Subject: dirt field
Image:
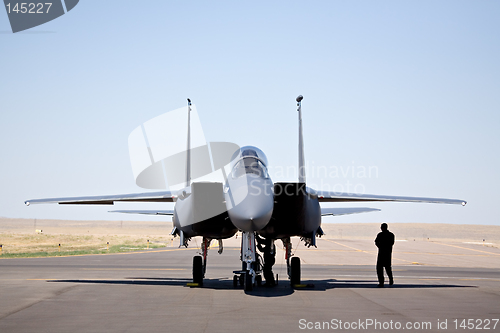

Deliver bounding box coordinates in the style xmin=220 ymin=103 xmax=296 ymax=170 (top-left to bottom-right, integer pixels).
xmin=0 ymin=218 xmax=175 ymax=256
xmin=0 ymin=217 xmax=499 ymax=256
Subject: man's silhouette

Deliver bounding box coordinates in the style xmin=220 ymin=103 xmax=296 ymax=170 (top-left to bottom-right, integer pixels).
xmin=256 ymin=235 xmax=276 ymax=287
xmin=374 ymin=223 xmax=395 ymax=287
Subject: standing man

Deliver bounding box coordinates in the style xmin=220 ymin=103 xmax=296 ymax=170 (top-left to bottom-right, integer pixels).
xmin=375 ymin=223 xmax=395 ymax=287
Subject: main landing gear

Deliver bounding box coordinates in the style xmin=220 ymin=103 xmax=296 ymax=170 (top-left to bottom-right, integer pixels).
xmin=233 ymin=231 xmax=263 ymax=291
xmin=283 ymin=237 xmax=301 ymax=287
xmin=192 ymin=237 xmax=212 ymax=286
xmin=192 ymin=255 xmax=204 ymax=285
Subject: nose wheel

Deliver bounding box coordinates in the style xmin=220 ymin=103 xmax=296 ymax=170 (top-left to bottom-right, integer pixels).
xmin=232 ymin=270 xmax=262 ymax=291
xmin=232 ymin=271 xmax=252 ymax=291
xmin=244 ymin=271 xmax=252 ymax=291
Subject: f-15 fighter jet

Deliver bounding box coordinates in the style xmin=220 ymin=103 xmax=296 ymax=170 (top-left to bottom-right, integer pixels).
xmin=25 ymin=96 xmax=466 ymax=291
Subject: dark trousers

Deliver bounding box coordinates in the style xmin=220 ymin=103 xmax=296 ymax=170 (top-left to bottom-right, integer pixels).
xmin=263 ymin=255 xmax=275 ymax=285
xmin=376 ymin=257 xmax=393 ymax=285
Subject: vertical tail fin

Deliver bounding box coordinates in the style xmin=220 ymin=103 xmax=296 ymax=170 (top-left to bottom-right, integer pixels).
xmin=296 ymin=95 xmax=306 ymax=184
xmin=186 ymin=98 xmax=192 ymax=187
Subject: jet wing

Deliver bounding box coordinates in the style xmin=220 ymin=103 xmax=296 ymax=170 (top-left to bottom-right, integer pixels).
xmin=109 ymin=210 xmax=174 ymax=215
xmin=316 ymin=191 xmax=466 ymax=206
xmin=25 ymin=191 xmax=176 ymax=206
xmin=321 ymin=207 xmax=381 ymax=216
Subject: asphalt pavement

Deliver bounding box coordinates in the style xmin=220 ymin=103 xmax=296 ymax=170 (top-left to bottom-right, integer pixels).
xmin=1 ymin=238 xmax=499 ymax=333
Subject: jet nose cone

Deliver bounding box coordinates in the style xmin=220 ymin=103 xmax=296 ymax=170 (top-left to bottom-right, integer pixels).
xmin=229 ymin=203 xmax=273 ymax=231
xmin=226 ymin=177 xmax=274 ymax=232
xmin=229 ymin=207 xmax=272 ymax=231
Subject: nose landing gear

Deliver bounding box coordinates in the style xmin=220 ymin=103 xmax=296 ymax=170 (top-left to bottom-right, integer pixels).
xmin=232 ymin=231 xmax=263 ymax=291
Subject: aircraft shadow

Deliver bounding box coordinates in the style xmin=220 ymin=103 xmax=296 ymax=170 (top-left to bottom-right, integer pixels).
xmin=50 ymin=278 xmax=190 ymax=287
xmin=49 ymin=277 xmax=474 ymax=298
xmin=49 ymin=277 xmax=294 ymax=297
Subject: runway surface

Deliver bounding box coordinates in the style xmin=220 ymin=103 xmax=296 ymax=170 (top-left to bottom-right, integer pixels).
xmin=1 ymin=238 xmax=499 ymax=333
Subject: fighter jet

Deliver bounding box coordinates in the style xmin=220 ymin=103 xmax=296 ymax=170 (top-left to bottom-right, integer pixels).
xmin=25 ymin=96 xmax=466 ymax=291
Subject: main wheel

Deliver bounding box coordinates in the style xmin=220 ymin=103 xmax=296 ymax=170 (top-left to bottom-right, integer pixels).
xmin=244 ymin=272 xmax=253 ymax=292
xmin=290 ymin=257 xmax=301 ymax=286
xmin=193 ymin=256 xmax=203 ymax=286
xmin=233 ymin=275 xmax=238 ymax=288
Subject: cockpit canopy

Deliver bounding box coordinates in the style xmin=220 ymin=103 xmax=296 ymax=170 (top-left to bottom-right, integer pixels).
xmin=230 ymin=146 xmax=269 ymax=179
xmin=232 ymin=158 xmax=268 ymax=178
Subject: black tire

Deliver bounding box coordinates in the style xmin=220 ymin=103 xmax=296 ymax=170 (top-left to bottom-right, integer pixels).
xmin=239 ymin=274 xmax=244 ymax=286
xmin=244 ymin=272 xmax=253 ymax=291
xmin=193 ymin=256 xmax=203 ymax=286
xmin=290 ymin=257 xmax=301 ymax=286
xmin=233 ymin=275 xmax=238 ymax=288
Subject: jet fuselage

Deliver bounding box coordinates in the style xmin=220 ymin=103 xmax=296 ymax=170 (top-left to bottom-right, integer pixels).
xmin=173 ymin=146 xmax=321 ymax=242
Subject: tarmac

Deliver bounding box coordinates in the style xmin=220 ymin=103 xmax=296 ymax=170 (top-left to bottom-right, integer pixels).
xmin=1 ymin=237 xmax=499 ymax=333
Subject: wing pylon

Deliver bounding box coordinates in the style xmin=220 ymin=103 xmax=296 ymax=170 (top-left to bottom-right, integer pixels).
xmin=320 ymin=207 xmax=381 ymax=216
xmin=109 ymin=210 xmax=174 ymax=216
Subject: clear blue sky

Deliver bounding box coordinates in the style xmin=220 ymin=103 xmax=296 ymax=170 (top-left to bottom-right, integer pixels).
xmin=1 ymin=1 xmax=499 ymax=225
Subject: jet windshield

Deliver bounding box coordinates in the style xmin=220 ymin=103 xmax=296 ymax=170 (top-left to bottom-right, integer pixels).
xmin=232 ymin=157 xmax=269 ymax=178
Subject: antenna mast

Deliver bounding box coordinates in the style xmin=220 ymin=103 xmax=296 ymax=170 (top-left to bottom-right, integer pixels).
xmin=297 ymin=95 xmax=305 ymax=184
xmin=186 ymin=98 xmax=192 ymax=187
